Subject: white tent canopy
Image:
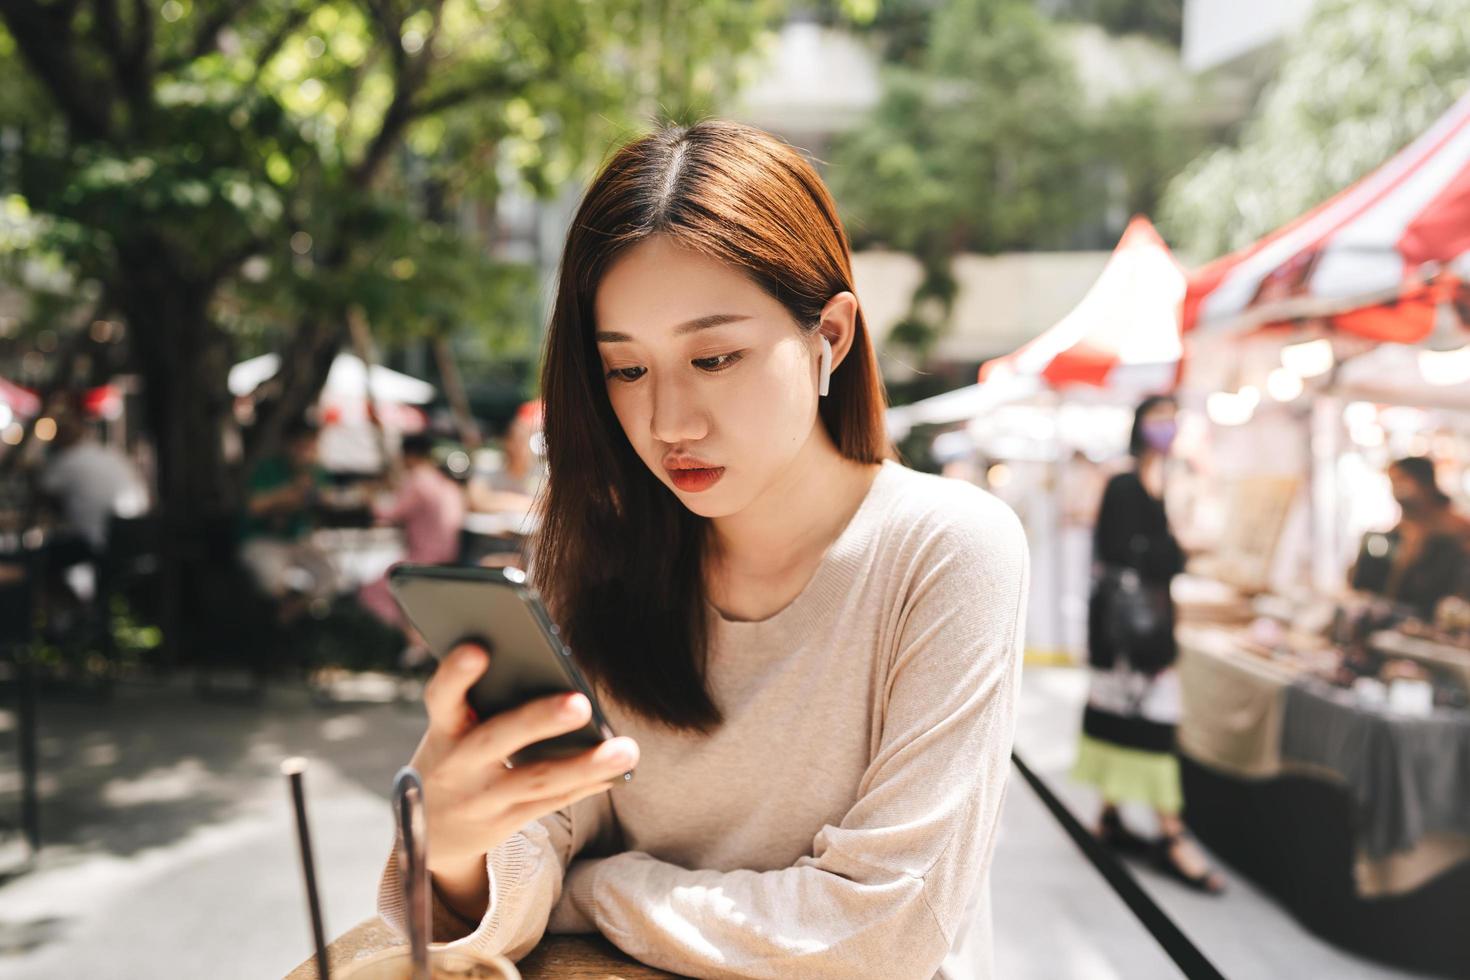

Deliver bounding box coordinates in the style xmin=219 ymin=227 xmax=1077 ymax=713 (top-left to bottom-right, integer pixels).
xmin=229 ymin=353 xmax=436 ymax=405
xmin=885 ymin=375 xmax=1041 ymax=441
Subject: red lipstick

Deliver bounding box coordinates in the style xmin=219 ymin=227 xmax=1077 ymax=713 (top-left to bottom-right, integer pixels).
xmin=664 ymin=455 xmax=725 ymax=493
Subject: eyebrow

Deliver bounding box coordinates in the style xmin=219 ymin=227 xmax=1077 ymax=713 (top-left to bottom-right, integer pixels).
xmin=595 ymin=313 xmax=753 ymax=343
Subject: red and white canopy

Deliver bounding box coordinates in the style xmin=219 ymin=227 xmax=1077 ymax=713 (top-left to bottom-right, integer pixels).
xmin=0 ymin=377 xmax=41 ymax=418
xmin=886 ymin=217 xmax=1186 ymax=438
xmin=979 ymin=215 xmax=1185 ymax=389
xmin=1184 ymin=88 xmax=1470 ymax=342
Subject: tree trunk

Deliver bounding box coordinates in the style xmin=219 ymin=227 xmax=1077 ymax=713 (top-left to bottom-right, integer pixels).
xmin=433 ymin=334 xmax=481 ymax=449
xmin=115 ymin=246 xmax=234 ymax=669
xmin=347 ymin=305 xmax=399 ymax=478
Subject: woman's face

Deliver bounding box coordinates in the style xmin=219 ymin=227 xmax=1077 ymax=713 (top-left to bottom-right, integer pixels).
xmin=1139 ymin=401 xmax=1179 ymax=455
xmin=1389 ymin=466 xmax=1430 ymax=513
xmin=594 ymin=235 xmax=823 ymax=518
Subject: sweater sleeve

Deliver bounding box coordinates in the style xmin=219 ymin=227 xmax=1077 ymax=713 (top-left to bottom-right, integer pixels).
xmin=376 ymin=789 xmax=615 ymax=961
xmin=556 ymin=498 xmax=1030 ymax=979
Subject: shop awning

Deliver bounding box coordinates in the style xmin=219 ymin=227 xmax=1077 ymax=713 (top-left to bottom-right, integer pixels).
xmin=1184 ymin=88 xmax=1470 ymax=342
xmin=887 ymin=217 xmax=1185 ymax=439
xmin=979 ymin=215 xmax=1185 ymax=389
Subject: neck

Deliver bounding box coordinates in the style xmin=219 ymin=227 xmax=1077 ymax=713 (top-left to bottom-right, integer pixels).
xmin=1136 ymin=452 xmax=1166 ymax=493
xmin=1401 ymin=499 xmax=1443 ymax=522
xmin=706 ymin=423 xmax=877 ymax=579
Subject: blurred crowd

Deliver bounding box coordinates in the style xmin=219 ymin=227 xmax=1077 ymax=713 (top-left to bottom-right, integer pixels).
xmin=28 ymin=398 xmax=548 ymax=668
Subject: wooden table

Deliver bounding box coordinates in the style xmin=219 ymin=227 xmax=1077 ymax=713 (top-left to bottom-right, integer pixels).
xmin=285 ymin=916 xmax=678 ymax=979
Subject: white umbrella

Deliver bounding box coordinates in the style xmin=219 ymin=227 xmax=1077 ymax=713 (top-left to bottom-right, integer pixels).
xmin=885 ymin=374 xmax=1040 ymax=441
xmin=229 ymin=353 xmax=436 ymax=405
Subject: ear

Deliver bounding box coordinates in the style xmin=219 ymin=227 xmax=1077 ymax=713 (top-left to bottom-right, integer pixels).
xmin=816 ymin=291 xmax=860 ymax=369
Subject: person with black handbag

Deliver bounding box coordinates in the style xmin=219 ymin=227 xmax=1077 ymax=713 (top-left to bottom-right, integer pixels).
xmin=1072 ymin=394 xmax=1224 ymax=894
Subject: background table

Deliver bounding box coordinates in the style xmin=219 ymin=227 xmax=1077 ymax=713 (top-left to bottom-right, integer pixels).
xmin=285 ymin=916 xmax=678 ymax=979
xmin=1369 ymin=629 xmax=1470 ymax=696
xmin=1176 ymin=625 xmax=1470 ymax=976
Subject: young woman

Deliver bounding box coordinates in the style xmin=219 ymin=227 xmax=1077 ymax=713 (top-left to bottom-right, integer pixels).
xmin=1074 ymin=395 xmax=1223 ymax=893
xmin=378 ymin=120 xmax=1029 ymax=979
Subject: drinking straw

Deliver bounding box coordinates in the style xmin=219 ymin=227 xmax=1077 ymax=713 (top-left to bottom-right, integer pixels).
xmin=393 ymin=766 xmax=432 ymax=980
xmin=283 ymin=757 xmax=331 ymax=980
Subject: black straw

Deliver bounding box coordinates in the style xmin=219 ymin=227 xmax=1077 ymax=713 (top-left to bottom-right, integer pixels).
xmin=283 ymin=757 xmax=331 ymax=980
xmin=392 ymin=766 xmax=432 ymax=980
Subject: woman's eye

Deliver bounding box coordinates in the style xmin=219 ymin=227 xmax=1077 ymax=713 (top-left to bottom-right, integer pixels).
xmin=606 ymin=366 xmax=646 ymax=383
xmin=692 ymin=352 xmax=744 ymax=372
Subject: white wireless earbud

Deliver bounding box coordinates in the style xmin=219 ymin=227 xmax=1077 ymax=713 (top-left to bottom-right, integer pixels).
xmin=818 ymin=336 xmax=833 ymax=397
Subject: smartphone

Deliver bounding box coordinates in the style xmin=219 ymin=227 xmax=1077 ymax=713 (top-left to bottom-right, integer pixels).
xmin=387 ymin=564 xmax=619 ymax=767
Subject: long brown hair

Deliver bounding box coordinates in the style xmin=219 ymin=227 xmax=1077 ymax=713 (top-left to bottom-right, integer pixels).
xmin=532 ymin=120 xmax=891 ymax=731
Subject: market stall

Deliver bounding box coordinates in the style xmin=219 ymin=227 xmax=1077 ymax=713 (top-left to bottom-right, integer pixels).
xmin=1170 ymin=88 xmax=1470 ymax=976
xmin=1175 ymin=622 xmax=1470 ymax=976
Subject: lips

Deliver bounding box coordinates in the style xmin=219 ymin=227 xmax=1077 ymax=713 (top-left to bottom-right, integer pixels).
xmin=664 ymin=461 xmax=725 ymax=493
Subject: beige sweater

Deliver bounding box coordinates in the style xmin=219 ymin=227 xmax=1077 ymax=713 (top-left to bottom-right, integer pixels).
xmin=379 ymin=460 xmax=1029 ymax=979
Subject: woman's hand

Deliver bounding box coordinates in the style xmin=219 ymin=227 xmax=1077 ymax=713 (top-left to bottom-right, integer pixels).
xmin=410 ymin=643 xmax=638 ymax=917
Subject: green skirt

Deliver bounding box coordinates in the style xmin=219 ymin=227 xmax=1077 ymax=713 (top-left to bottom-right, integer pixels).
xmin=1071 ymin=734 xmax=1182 ymax=814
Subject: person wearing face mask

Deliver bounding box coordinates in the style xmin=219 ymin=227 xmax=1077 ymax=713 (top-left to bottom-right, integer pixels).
xmin=1072 ymin=395 xmax=1225 ymax=894
xmin=374 ymin=121 xmax=1029 ymax=979
xmin=1350 ymin=455 xmax=1470 ymax=620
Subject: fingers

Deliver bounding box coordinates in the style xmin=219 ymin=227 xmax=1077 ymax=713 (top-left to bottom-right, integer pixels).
xmin=424 ymin=643 xmax=491 ymax=738
xmin=491 ymin=738 xmax=640 ymax=805
xmin=493 ymin=778 xmax=622 ymax=832
xmin=451 ymin=690 xmax=599 ymax=768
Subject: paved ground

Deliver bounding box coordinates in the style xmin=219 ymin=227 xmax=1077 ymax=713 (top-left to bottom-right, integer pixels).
xmin=0 ymin=667 xmax=1444 ymax=979
xmin=1010 ymin=666 xmax=1441 ymax=980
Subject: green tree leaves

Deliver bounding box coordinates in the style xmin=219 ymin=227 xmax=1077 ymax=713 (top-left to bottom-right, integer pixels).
xmin=1161 ymin=0 xmax=1470 ymax=260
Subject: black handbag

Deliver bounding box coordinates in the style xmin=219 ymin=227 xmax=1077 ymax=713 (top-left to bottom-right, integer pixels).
xmin=1098 ymin=565 xmax=1174 ymax=675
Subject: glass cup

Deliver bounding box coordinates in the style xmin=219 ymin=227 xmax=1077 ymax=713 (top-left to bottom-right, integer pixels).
xmin=334 ymin=946 xmax=520 ymax=979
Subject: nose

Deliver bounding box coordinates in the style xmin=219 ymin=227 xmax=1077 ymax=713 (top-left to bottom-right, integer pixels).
xmin=649 ymin=374 xmax=709 ymax=445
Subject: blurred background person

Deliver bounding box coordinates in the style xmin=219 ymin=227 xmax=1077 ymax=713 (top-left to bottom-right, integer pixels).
xmin=1350 ymin=454 xmax=1470 ymax=620
xmin=39 ymin=412 xmax=148 ymax=557
xmin=239 ymin=419 xmax=337 ymax=624
xmin=1072 ymin=394 xmax=1224 ymax=894
xmin=358 ymin=432 xmax=466 ymax=654
xmin=36 ymin=410 xmax=149 ymax=626
xmin=464 ymin=398 xmax=546 ymax=566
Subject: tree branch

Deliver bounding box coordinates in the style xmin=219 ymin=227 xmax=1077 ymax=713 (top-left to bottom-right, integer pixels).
xmin=2 ymin=0 xmax=115 ymax=141
xmin=90 ymin=0 xmax=126 ymax=64
xmin=346 ymin=0 xmax=447 ymax=189
xmin=350 ymin=89 xmax=413 ymax=189
xmin=245 ymin=6 xmax=312 ymax=88
xmin=242 ymin=311 xmax=345 ymax=470
xmin=410 ymin=63 xmax=525 ymax=118
xmin=358 ymin=0 xmax=407 ymax=75
xmin=416 ymin=0 xmax=448 ymax=85
xmin=128 ymin=0 xmax=153 ymax=71
xmin=87 ymin=0 xmax=151 ymax=120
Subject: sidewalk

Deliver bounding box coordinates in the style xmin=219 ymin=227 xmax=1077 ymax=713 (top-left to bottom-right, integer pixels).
xmin=0 ymin=676 xmax=421 ymax=979
xmin=0 ymin=669 xmax=1438 ymax=979
xmin=1012 ymin=665 xmax=1437 ymax=980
